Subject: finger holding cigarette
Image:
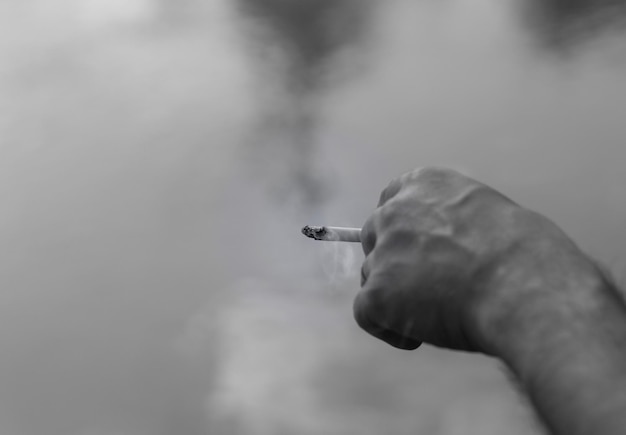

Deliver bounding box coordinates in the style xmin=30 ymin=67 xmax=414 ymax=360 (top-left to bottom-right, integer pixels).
xmin=301 ymin=225 xmax=362 ymax=243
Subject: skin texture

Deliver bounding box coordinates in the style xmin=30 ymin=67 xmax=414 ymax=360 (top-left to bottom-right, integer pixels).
xmin=355 ymin=167 xmax=626 ymax=435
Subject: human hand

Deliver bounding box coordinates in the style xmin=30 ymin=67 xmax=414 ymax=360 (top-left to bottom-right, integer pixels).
xmin=355 ymin=167 xmax=601 ymax=353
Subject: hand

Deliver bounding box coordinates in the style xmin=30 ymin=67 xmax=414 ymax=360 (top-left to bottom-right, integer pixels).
xmin=355 ymin=167 xmax=601 ymax=353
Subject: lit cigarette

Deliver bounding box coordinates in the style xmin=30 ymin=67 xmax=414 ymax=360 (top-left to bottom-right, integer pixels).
xmin=301 ymin=225 xmax=362 ymax=243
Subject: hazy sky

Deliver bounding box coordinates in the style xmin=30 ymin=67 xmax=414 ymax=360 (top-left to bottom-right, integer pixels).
xmin=1 ymin=1 xmax=626 ymax=434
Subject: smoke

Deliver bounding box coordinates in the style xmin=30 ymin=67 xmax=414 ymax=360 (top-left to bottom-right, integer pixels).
xmin=519 ymin=0 xmax=626 ymax=49
xmin=202 ymin=278 xmax=352 ymax=435
xmin=0 ymin=2 xmax=253 ymax=434
xmin=318 ymin=241 xmax=361 ymax=290
xmin=233 ymin=0 xmax=376 ymax=210
xmin=235 ymin=0 xmax=374 ymax=92
xmin=231 ymin=1 xmax=377 ymax=293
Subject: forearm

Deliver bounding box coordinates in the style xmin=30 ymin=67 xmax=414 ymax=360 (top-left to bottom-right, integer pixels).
xmin=355 ymin=167 xmax=626 ymax=432
xmin=492 ymin=272 xmax=626 ymax=435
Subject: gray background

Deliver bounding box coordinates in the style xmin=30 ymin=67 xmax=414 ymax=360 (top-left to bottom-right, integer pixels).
xmin=1 ymin=1 xmax=626 ymax=434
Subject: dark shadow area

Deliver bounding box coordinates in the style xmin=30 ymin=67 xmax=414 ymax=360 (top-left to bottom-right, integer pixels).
xmin=521 ymin=0 xmax=626 ymax=50
xmin=234 ymin=0 xmax=376 ymax=209
xmin=236 ymin=0 xmax=374 ymax=94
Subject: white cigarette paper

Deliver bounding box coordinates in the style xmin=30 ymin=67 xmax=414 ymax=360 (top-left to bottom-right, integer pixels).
xmin=301 ymin=225 xmax=362 ymax=243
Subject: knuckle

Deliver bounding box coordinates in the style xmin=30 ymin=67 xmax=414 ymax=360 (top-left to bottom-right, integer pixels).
xmin=375 ymin=199 xmax=419 ymax=238
xmin=378 ymin=178 xmax=403 ymax=207
xmin=409 ymin=166 xmax=463 ymax=186
xmin=376 ymin=201 xmax=401 ymax=228
xmin=405 ymin=166 xmax=438 ymax=180
xmin=417 ymin=166 xmax=456 ymax=178
xmin=379 ymin=225 xmax=420 ymax=251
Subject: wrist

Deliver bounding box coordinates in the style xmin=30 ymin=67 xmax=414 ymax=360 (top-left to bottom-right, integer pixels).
xmin=475 ymin=257 xmax=626 ymax=379
xmin=471 ymin=251 xmax=618 ymax=358
xmin=478 ymin=268 xmax=626 ymax=435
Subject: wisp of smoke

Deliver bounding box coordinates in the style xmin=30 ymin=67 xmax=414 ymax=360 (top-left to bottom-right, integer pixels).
xmin=232 ymin=0 xmax=376 ymax=208
xmin=318 ymin=240 xmax=361 ymax=291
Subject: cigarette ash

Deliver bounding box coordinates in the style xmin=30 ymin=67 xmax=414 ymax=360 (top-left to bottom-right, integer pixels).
xmin=301 ymin=225 xmax=327 ymax=241
xmin=301 ymin=226 xmax=360 ymax=287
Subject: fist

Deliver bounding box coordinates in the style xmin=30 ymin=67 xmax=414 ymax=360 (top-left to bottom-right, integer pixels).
xmin=355 ymin=167 xmax=594 ymax=353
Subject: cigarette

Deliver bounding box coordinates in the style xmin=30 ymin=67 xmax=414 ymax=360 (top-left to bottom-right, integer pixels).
xmin=301 ymin=225 xmax=362 ymax=243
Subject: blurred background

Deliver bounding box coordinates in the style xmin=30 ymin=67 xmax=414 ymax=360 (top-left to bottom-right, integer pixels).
xmin=1 ymin=0 xmax=626 ymax=434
